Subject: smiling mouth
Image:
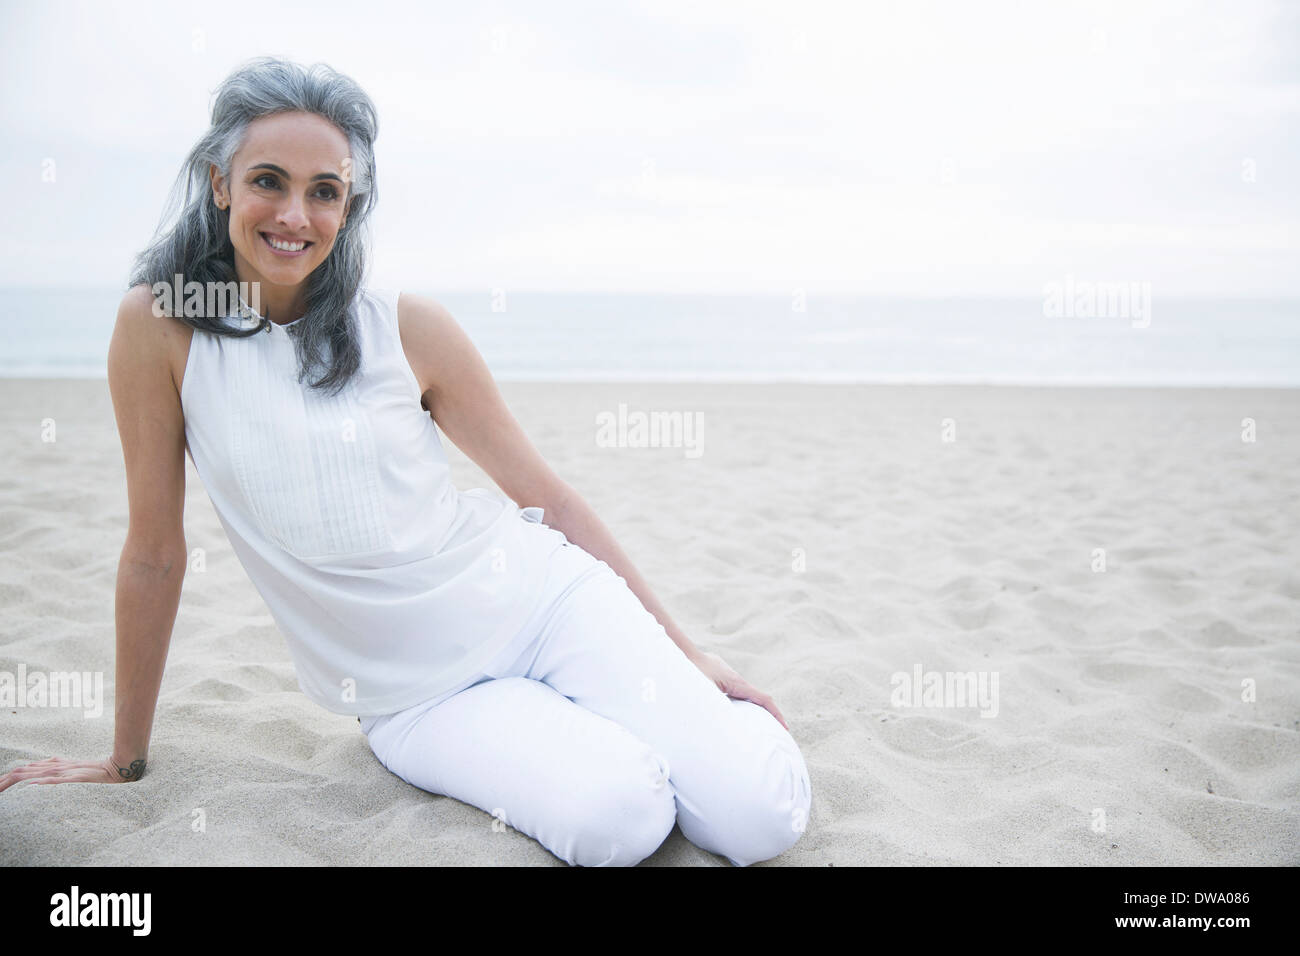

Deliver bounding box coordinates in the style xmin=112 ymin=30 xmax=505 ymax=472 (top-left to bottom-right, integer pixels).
xmin=260 ymin=231 xmax=314 ymax=253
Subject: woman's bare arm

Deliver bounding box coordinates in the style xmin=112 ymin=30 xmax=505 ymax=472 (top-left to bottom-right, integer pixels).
xmin=0 ymin=284 xmax=188 ymax=791
xmin=396 ymin=292 xmax=702 ymax=658
xmin=106 ymin=284 xmax=190 ymax=779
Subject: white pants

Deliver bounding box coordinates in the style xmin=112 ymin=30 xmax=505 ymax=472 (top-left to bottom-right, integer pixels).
xmin=359 ymin=534 xmax=812 ymax=866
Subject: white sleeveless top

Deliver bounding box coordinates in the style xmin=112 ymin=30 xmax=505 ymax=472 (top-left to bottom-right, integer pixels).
xmin=180 ymin=286 xmax=563 ymax=717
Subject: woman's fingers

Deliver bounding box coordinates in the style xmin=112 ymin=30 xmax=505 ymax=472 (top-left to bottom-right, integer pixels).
xmin=766 ymin=700 xmax=790 ymax=731
xmin=730 ymin=685 xmax=790 ymax=732
xmin=0 ymin=757 xmax=117 ymax=791
xmin=691 ymin=650 xmax=792 ymax=732
xmin=754 ymin=695 xmax=789 ymax=731
xmin=749 ymin=691 xmax=787 ymax=728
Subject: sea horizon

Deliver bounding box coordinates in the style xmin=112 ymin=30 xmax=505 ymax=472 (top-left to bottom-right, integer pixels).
xmin=3 ymin=286 xmax=1297 ymax=387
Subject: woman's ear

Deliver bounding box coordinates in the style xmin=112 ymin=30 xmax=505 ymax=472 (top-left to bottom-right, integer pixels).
xmin=208 ymin=163 xmax=227 ymax=207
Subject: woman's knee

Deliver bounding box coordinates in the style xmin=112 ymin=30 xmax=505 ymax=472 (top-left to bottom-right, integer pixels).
xmin=725 ymin=746 xmax=812 ymax=866
xmin=565 ymin=746 xmax=677 ymax=867
xmin=678 ymin=702 xmax=813 ymax=866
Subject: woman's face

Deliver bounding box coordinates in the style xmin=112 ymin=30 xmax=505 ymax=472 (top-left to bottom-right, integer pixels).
xmin=209 ymin=110 xmax=354 ymax=295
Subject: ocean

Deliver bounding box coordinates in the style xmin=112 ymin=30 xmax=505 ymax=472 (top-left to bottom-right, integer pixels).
xmin=2 ymin=286 xmax=1297 ymax=386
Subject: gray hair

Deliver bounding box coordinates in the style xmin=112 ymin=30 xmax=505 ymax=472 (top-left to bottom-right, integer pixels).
xmin=127 ymin=56 xmax=380 ymax=396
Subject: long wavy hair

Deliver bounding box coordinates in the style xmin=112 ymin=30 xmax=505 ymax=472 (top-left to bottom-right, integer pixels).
xmin=127 ymin=56 xmax=380 ymax=395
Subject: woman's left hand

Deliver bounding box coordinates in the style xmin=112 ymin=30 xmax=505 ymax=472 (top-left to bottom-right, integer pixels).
xmin=688 ymin=650 xmax=790 ymax=732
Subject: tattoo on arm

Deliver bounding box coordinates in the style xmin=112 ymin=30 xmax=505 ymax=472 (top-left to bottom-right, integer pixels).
xmin=115 ymin=759 xmax=146 ymax=782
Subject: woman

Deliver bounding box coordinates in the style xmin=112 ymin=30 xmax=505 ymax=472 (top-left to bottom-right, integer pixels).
xmin=0 ymin=56 xmax=812 ymax=866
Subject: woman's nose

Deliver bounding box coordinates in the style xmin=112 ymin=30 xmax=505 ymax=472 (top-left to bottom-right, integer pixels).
xmin=276 ymin=197 xmax=310 ymax=230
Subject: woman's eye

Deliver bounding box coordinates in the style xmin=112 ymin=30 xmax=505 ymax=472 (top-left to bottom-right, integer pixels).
xmin=251 ymin=174 xmax=336 ymax=199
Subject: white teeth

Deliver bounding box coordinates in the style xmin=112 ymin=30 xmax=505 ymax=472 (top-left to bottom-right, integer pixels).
xmin=264 ymin=233 xmax=308 ymax=251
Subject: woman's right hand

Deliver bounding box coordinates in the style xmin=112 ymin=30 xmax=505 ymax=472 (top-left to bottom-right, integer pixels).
xmin=0 ymin=755 xmax=143 ymax=792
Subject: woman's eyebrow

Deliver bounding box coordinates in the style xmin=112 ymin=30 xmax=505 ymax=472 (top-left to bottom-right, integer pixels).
xmin=247 ymin=161 xmax=344 ymax=183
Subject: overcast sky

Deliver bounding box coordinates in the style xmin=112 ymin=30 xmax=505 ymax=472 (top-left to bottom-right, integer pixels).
xmin=1 ymin=0 xmax=1295 ymax=296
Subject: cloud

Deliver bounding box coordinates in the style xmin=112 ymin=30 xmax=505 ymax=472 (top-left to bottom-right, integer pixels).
xmin=1 ymin=0 xmax=1295 ymax=294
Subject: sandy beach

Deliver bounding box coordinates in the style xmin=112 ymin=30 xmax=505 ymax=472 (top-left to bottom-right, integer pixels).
xmin=2 ymin=378 xmax=1297 ymax=866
